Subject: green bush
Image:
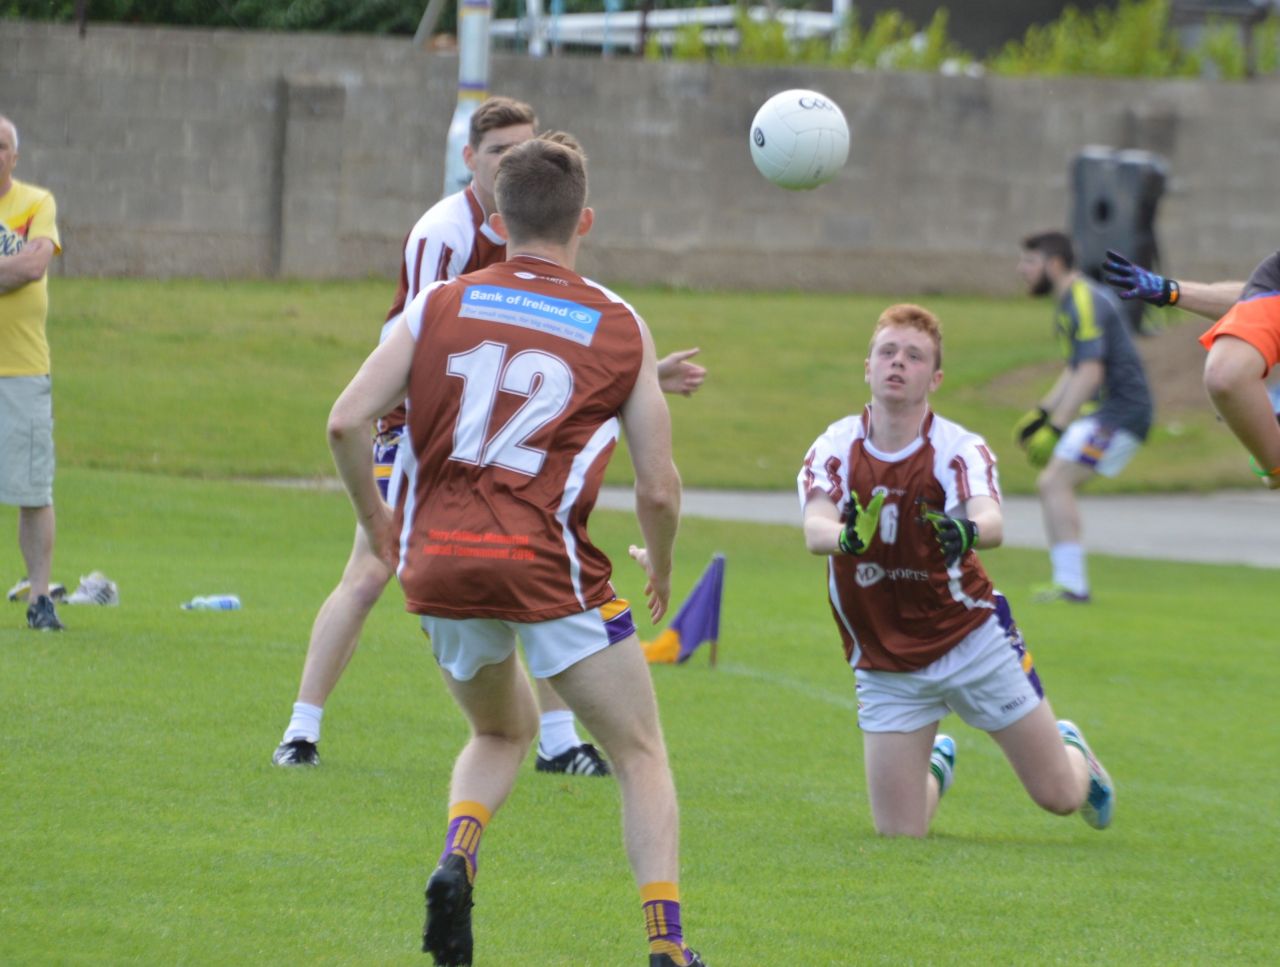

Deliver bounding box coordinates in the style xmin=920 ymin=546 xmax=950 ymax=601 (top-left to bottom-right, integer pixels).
xmin=727 ymin=9 xmax=793 ymax=67
xmin=845 ymin=8 xmax=916 ymax=70
xmin=990 ymin=0 xmax=1191 ymax=78
xmin=643 ymin=0 xmax=1277 ymax=83
xmin=1258 ymin=15 xmax=1280 ymax=73
xmin=1193 ymin=19 xmax=1250 ymax=80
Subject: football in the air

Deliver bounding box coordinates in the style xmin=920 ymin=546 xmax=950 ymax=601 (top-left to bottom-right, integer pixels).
xmin=749 ymin=89 xmax=850 ymax=191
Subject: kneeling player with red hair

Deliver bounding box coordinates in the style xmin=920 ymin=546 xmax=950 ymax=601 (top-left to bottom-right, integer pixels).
xmin=799 ymin=303 xmax=1114 ymax=837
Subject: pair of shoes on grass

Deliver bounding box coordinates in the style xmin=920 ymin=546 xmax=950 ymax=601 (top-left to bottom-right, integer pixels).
xmin=420 ymin=853 xmax=708 ymax=967
xmin=8 ymin=572 xmax=119 ymax=607
xmin=272 ymin=740 xmax=613 ymax=776
xmin=8 ymin=577 xmax=65 ymax=603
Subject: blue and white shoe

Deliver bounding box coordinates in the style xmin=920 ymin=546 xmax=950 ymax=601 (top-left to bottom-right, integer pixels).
xmin=1058 ymin=720 xmax=1114 ymax=829
xmin=929 ymin=734 xmax=957 ymax=797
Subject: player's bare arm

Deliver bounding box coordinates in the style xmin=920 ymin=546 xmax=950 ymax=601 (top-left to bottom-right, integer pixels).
xmin=1035 ymin=368 xmax=1073 ymax=421
xmin=620 ymin=321 xmax=681 ymax=623
xmin=960 ymin=495 xmax=1003 ymax=548
xmin=1103 ymin=249 xmax=1244 ymax=319
xmin=1176 ymin=280 xmax=1246 ymax=320
xmin=0 ymin=236 xmax=54 ymax=292
xmin=1046 ymin=359 xmax=1103 ymax=429
xmin=802 ymin=494 xmax=845 ymax=556
xmin=328 ymin=319 xmax=415 ymax=560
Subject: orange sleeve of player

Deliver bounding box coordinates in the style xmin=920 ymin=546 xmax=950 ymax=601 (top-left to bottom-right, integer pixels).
xmin=1199 ymin=294 xmax=1280 ymax=370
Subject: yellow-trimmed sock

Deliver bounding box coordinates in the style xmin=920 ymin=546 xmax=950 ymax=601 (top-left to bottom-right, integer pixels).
xmin=641 ymin=881 xmax=690 ymax=965
xmin=440 ymin=800 xmax=491 ymax=883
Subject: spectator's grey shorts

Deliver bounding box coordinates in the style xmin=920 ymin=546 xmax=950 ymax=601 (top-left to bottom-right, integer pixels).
xmin=0 ymin=375 xmax=55 ymax=506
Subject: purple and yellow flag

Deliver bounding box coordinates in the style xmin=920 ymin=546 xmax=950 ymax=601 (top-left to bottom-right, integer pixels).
xmin=642 ymin=554 xmax=724 ymax=666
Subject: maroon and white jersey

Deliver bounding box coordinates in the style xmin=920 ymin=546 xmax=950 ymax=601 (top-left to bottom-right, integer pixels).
xmin=797 ymin=407 xmax=1002 ymax=672
xmin=397 ymin=255 xmax=645 ymax=622
xmin=385 ymin=184 xmax=506 ymax=324
xmin=380 ymin=185 xmax=507 ymax=433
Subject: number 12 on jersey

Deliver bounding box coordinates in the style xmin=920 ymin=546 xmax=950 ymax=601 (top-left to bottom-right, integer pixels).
xmin=446 ymin=340 xmax=574 ymax=476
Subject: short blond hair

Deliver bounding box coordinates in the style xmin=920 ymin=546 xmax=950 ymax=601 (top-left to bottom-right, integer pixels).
xmin=869 ymin=303 xmax=943 ymax=370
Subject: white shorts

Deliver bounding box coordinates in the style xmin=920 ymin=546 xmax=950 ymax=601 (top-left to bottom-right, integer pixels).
xmin=0 ymin=375 xmax=55 ymax=507
xmin=855 ymin=598 xmax=1043 ymax=733
xmin=421 ymin=598 xmax=636 ymax=682
xmin=1053 ymin=416 xmax=1142 ymax=478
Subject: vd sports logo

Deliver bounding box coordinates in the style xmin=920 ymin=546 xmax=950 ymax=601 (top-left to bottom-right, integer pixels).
xmin=855 ymin=563 xmax=885 ymax=588
xmin=853 ymin=562 xmax=930 ymax=588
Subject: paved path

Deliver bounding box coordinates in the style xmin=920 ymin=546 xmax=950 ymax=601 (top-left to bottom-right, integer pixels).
xmin=595 ymin=487 xmax=1280 ymax=569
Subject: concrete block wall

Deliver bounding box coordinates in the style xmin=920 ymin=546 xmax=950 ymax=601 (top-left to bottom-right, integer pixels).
xmin=2 ymin=19 xmax=1276 ymax=293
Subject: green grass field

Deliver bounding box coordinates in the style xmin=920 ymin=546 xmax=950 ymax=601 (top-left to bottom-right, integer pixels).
xmin=1 ymin=277 xmax=1276 ymax=964
xmin=45 ymin=277 xmax=1250 ymax=494
xmin=2 ymin=467 xmax=1277 ymax=965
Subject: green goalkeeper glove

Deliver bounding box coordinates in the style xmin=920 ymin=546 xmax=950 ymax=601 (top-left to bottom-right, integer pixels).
xmin=1025 ymin=423 xmax=1063 ymax=468
xmin=921 ymin=509 xmax=979 ymax=567
xmin=1012 ymin=407 xmax=1050 ymax=446
xmin=838 ymin=490 xmax=885 ymax=555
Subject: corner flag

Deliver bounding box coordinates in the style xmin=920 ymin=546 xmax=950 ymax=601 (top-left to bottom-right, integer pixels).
xmin=642 ymin=554 xmax=724 ymax=667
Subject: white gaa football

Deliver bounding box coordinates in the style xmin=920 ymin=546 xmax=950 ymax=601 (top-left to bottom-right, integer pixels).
xmin=749 ymin=89 xmax=850 ymax=191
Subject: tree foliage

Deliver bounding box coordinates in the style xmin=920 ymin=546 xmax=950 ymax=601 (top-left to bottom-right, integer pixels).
xmin=3 ymin=0 xmax=427 ymax=32
xmin=648 ymin=0 xmax=1279 ymax=82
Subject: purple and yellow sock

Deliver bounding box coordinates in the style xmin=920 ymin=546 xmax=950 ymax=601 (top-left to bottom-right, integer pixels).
xmin=641 ymin=881 xmax=691 ymax=965
xmin=439 ymin=800 xmax=491 ymax=884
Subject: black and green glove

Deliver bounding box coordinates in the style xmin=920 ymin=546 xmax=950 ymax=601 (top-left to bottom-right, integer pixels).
xmin=838 ymin=490 xmax=885 ymax=555
xmin=921 ymin=509 xmax=978 ymax=567
xmin=1025 ymin=422 xmax=1063 ymax=468
xmin=1012 ymin=407 xmax=1049 ymax=446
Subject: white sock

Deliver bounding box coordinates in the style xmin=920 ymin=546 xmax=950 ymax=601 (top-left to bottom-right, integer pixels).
xmin=1050 ymin=543 xmax=1088 ymax=596
xmin=284 ymin=702 xmax=324 ymax=743
xmin=538 ymin=710 xmax=581 ymax=757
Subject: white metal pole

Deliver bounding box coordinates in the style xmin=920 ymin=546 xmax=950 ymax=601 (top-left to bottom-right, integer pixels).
xmin=831 ymin=0 xmax=852 ymax=51
xmin=443 ymin=0 xmax=492 ymax=197
xmin=527 ymin=0 xmax=547 ymax=58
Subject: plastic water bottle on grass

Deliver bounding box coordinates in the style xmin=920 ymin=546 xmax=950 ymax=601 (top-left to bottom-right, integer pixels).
xmin=182 ymin=595 xmax=241 ymax=611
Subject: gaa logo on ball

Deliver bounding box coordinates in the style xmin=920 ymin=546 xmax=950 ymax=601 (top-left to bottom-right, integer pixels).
xmin=749 ymin=88 xmax=850 ymax=191
xmin=798 ymin=95 xmax=834 ymax=111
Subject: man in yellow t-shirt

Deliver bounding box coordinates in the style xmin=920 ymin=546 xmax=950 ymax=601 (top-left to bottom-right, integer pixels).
xmin=0 ymin=115 xmax=64 ymax=631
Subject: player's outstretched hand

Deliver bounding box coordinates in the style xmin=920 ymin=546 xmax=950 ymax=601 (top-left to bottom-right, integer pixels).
xmin=1013 ymin=407 xmax=1049 ymax=446
xmin=1102 ymin=249 xmax=1177 ymax=306
xmin=628 ymin=544 xmax=672 ymax=623
xmin=921 ymin=509 xmax=978 ymax=567
xmin=838 ymin=490 xmax=885 ymax=555
xmin=1025 ymin=423 xmax=1063 ymax=468
xmin=657 ymin=348 xmax=707 ymax=397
